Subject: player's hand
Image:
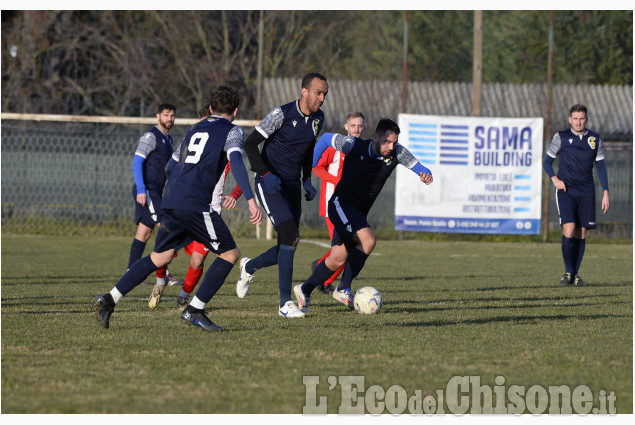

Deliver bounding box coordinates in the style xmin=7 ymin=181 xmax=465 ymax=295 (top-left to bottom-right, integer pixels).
xmin=552 ymin=176 xmax=566 ymax=192
xmin=602 ymin=190 xmax=610 ymax=214
xmin=247 ymin=199 xmax=263 ymax=226
xmin=263 ymin=172 xmax=281 ymax=194
xmin=419 ymin=172 xmax=433 ymax=185
xmin=222 ymin=195 xmax=237 ymax=210
xmin=136 ymin=193 xmax=147 ymax=206
xmin=303 ymin=179 xmax=317 ymax=201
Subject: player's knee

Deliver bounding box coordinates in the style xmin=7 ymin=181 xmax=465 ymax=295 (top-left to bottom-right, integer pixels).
xmin=220 ymin=248 xmax=241 ymax=264
xmin=150 ymin=250 xmax=174 ymax=268
xmin=190 ymin=253 xmax=205 ymax=269
xmin=135 ymin=225 xmax=152 ymax=242
xmin=277 ymin=220 xmax=300 ymax=247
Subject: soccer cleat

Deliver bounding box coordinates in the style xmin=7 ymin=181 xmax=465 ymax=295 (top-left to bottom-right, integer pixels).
xmin=148 ymin=284 xmax=166 ymax=309
xmin=333 ymin=287 xmax=355 ymax=309
xmin=573 ymin=275 xmax=588 ymax=286
xmin=177 ymin=295 xmax=189 ymax=312
xmin=311 ymin=259 xmax=318 ymax=272
xmin=180 ymin=306 xmax=223 ymax=332
xmin=559 ymin=273 xmax=573 ymax=285
xmin=236 ymin=257 xmax=253 ymax=298
xmin=167 ymin=273 xmax=184 ymax=286
xmin=278 ymin=300 xmax=305 ymax=318
xmin=317 ymin=283 xmax=335 ymax=295
xmin=293 ymin=284 xmax=311 ymax=313
xmin=93 ymin=293 xmax=115 ymax=329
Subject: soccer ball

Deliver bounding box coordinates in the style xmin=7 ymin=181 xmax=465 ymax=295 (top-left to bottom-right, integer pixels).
xmin=354 ymin=286 xmax=382 ymax=314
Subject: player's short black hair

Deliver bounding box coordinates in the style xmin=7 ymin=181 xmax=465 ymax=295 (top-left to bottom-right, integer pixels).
xmin=374 ymin=118 xmax=400 ymax=137
xmin=198 ymin=104 xmax=211 ymax=119
xmin=158 ymin=103 xmax=176 ymax=113
xmin=301 ymin=73 xmax=327 ymax=90
xmin=569 ymin=104 xmax=588 ymax=116
xmin=209 ymin=86 xmax=240 ymax=115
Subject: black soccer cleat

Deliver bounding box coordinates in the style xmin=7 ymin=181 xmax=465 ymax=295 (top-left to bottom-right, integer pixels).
xmin=559 ymin=273 xmax=573 ymax=285
xmin=181 ymin=305 xmax=223 ymax=332
xmin=573 ymin=275 xmax=588 ymax=286
xmin=316 ymin=283 xmax=335 ymax=295
xmin=93 ymin=293 xmax=115 ymax=329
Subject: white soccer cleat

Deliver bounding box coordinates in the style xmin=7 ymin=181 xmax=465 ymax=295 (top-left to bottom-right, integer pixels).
xmin=293 ymin=284 xmax=310 ymax=313
xmin=278 ymin=300 xmax=305 ymax=318
xmin=333 ymin=287 xmax=354 ymax=309
xmin=236 ymin=257 xmax=253 ymax=298
xmin=148 ymin=283 xmax=166 ymax=309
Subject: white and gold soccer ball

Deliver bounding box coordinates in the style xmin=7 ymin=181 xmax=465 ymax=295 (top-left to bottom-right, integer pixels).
xmin=353 ymin=286 xmax=382 ymax=314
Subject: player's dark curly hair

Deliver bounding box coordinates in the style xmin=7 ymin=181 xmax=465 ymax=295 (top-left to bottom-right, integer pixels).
xmin=198 ymin=103 xmax=211 ymax=119
xmin=209 ymin=86 xmax=240 ymax=115
xmin=374 ymin=118 xmax=400 ymax=137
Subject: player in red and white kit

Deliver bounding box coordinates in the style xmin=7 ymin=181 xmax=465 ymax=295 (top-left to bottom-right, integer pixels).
xmin=310 ymin=112 xmax=365 ymax=294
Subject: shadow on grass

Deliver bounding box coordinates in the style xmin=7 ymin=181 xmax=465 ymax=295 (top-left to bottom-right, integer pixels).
xmin=387 ymin=313 xmax=632 ymax=328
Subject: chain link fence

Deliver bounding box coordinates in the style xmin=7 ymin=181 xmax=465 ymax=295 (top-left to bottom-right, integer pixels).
xmin=1 ymin=119 xmax=632 ymax=239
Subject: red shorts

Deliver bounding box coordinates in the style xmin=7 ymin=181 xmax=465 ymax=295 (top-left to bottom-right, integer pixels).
xmin=184 ymin=241 xmax=210 ymax=257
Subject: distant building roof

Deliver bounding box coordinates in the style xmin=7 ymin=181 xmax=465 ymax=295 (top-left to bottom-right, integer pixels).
xmin=263 ymin=79 xmax=633 ymax=141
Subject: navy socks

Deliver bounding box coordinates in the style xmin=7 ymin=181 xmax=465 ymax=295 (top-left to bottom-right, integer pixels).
xmin=301 ymin=261 xmax=339 ymax=295
xmin=128 ymin=238 xmax=146 ymax=269
xmin=116 ymin=255 xmax=158 ymax=296
xmin=278 ymin=245 xmax=296 ymax=306
xmin=194 ymin=257 xmax=235 ymax=304
xmin=246 ymin=245 xmax=278 ymax=274
xmin=561 ymin=236 xmax=576 ymax=274
xmin=337 ymin=248 xmax=369 ymax=291
xmin=574 ymin=238 xmax=585 ymax=276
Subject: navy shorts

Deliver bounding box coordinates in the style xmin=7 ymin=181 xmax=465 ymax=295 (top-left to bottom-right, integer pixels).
xmin=153 ymin=208 xmax=237 ymax=255
xmin=254 ymin=175 xmax=301 ymax=229
xmin=328 ymin=195 xmax=370 ymax=246
xmin=556 ymin=189 xmax=597 ymax=229
xmin=132 ymin=187 xmax=162 ymax=228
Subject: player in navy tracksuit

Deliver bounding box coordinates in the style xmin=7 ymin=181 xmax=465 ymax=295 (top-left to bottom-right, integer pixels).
xmin=236 ymin=73 xmax=328 ymax=318
xmin=543 ymin=104 xmax=610 ymax=286
xmin=294 ymin=118 xmax=434 ymax=313
xmin=94 ymin=86 xmax=263 ymax=332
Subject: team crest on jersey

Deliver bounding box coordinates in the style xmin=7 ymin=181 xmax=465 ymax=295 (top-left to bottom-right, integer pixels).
xmin=588 ymin=137 xmax=596 ymax=149
xmin=312 ymin=119 xmax=320 ymax=136
xmin=384 ymin=156 xmax=393 ymax=165
xmin=293 ymin=120 xmax=298 ymax=127
xmin=568 ymin=138 xmax=573 ymax=144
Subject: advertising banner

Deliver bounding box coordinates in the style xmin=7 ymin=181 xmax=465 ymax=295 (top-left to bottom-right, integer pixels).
xmin=396 ymin=114 xmax=544 ymax=234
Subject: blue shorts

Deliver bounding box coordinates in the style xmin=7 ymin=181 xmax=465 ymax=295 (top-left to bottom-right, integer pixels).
xmin=556 ymin=189 xmax=597 ymax=229
xmin=328 ymin=195 xmax=370 ymax=246
xmin=132 ymin=187 xmax=162 ymax=228
xmin=153 ymin=208 xmax=236 ymax=255
xmin=254 ymin=175 xmax=301 ymax=229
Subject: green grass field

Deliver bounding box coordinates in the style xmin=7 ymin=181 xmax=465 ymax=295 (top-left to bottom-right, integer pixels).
xmin=1 ymin=234 xmax=632 ymax=414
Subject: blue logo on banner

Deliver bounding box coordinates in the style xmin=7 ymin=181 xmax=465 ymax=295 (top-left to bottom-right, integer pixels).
xmin=407 ymin=122 xmax=469 ymax=166
xmin=439 ymin=124 xmax=469 ymax=165
xmin=407 ymin=123 xmax=437 ymax=165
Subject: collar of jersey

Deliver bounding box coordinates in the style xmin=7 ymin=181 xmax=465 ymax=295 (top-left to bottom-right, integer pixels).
xmin=295 ymin=100 xmax=312 ymax=118
xmin=368 ymin=141 xmax=382 ymax=159
xmin=570 ymin=128 xmax=588 ymax=138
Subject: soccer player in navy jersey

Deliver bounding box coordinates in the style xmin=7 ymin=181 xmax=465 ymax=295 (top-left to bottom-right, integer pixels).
xmin=127 ymin=102 xmax=182 ymax=300
xmin=543 ymin=104 xmax=610 ymax=286
xmin=293 ymin=118 xmax=433 ymax=313
xmin=94 ymin=86 xmax=263 ymax=332
xmin=236 ymin=72 xmax=328 ymax=318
